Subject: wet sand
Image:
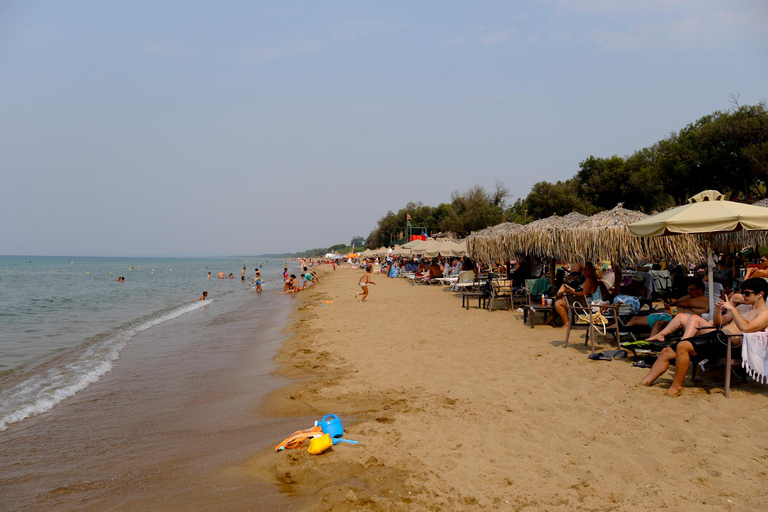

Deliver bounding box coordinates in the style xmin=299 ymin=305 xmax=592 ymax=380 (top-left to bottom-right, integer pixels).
xmin=0 ymin=291 xmax=305 ymax=512
xmin=250 ymin=265 xmax=768 ymax=511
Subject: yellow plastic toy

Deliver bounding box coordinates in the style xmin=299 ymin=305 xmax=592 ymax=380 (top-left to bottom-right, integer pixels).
xmin=307 ymin=433 xmax=333 ymax=455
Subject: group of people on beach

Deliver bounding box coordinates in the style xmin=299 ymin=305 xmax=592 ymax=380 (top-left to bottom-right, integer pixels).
xmin=350 ymin=247 xmax=768 ymax=396
xmin=279 ymin=263 xmax=320 ymax=294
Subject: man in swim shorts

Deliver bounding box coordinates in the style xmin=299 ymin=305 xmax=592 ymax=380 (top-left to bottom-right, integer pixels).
xmin=640 ymin=278 xmax=768 ymax=396
xmin=624 ymin=278 xmax=709 ymax=336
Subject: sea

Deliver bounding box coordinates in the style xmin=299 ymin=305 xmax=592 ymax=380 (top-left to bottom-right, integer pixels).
xmin=0 ymin=255 xmax=310 ymax=511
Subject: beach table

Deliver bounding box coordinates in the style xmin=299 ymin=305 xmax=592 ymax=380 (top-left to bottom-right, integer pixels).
xmin=522 ymin=304 xmax=555 ymax=328
xmin=462 ymin=291 xmax=487 ymax=310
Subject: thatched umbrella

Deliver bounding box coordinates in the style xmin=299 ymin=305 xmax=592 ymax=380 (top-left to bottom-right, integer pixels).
xmin=504 ymin=213 xmax=588 ymax=262
xmin=564 ymin=205 xmax=704 ymax=265
xmin=466 ymin=222 xmax=522 ymax=262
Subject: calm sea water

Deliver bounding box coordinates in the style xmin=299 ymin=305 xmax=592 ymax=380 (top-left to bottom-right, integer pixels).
xmin=0 ymin=255 xmax=317 ymax=510
xmin=0 ymin=255 xmax=286 ymax=430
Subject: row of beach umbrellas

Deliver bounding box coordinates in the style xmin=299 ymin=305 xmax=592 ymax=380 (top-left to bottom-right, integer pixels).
xmin=357 ymin=239 xmax=468 ymax=260
xmin=466 ymin=207 xmax=704 ymax=266
xmin=466 ymin=189 xmax=768 ymax=314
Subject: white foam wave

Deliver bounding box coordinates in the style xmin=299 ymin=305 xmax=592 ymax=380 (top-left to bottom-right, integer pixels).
xmin=0 ymin=300 xmax=209 ymax=431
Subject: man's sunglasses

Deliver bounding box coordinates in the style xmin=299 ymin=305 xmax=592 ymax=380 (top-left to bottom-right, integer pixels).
xmin=742 ymin=290 xmax=759 ymax=297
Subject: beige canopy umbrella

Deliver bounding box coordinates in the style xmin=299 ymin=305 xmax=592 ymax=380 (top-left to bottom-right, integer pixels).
xmin=402 ymin=239 xmax=425 ymax=249
xmin=446 ymin=239 xmax=467 ymax=258
xmin=632 ymin=190 xmax=768 ymax=315
xmin=358 ymin=249 xmax=373 ymax=258
xmin=414 ymin=239 xmax=443 ymax=258
xmin=393 ymin=246 xmax=411 ymax=257
xmin=629 ymin=190 xmax=768 ymax=397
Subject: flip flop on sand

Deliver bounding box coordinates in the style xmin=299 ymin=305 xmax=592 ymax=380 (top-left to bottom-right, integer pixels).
xmin=632 ymin=360 xmax=649 ymax=368
xmin=588 ymin=352 xmax=613 ymax=361
xmin=602 ymin=349 xmax=628 ymax=359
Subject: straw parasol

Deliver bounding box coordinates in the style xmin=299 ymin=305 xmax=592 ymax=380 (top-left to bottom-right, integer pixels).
xmin=564 ymin=205 xmax=704 ymax=265
xmin=504 ymin=213 xmax=588 ymax=262
xmin=466 ymin=222 xmax=522 ymax=262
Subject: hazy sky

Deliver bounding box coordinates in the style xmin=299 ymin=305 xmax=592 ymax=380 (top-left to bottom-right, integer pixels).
xmin=1 ymin=1 xmax=766 ymax=256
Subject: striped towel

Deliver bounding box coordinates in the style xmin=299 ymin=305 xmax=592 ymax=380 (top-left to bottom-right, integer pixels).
xmin=742 ymin=331 xmax=768 ymax=384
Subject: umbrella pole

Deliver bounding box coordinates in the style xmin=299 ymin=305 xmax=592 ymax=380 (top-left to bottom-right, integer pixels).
xmin=549 ymin=260 xmax=556 ymax=286
xmin=707 ymin=235 xmax=715 ymax=321
xmin=612 ymin=261 xmax=622 ymax=296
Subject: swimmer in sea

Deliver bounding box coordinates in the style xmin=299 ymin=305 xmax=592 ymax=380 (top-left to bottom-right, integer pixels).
xmin=199 ymin=291 xmax=208 ymax=301
xmin=207 ymin=272 xmax=211 ymax=280
xmin=241 ymin=266 xmax=246 ymax=281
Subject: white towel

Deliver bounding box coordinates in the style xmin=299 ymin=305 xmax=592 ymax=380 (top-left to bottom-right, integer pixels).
xmin=742 ymin=331 xmax=768 ymax=384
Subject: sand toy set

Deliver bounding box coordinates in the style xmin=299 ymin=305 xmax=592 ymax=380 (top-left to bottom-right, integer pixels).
xmin=275 ymin=414 xmax=358 ymax=455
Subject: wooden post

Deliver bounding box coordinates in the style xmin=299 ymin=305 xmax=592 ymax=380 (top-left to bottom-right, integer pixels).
xmin=549 ymin=259 xmax=556 ymax=286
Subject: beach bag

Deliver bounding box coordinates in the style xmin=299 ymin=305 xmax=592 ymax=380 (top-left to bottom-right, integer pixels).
xmin=575 ymin=306 xmax=609 ymax=335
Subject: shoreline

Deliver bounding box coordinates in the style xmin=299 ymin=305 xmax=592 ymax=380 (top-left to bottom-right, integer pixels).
xmin=247 ymin=265 xmax=768 ymax=511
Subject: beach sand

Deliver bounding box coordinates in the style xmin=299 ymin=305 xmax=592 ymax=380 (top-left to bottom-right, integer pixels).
xmin=247 ymin=266 xmax=768 ymax=511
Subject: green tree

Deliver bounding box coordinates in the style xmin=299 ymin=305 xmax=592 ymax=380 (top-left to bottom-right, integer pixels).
xmin=441 ymin=185 xmax=507 ymax=235
xmin=524 ymin=179 xmax=596 ymax=219
xmin=350 ymin=236 xmax=366 ymax=247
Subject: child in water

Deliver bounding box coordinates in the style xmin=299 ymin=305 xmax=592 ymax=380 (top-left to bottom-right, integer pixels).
xmin=355 ymin=266 xmax=375 ymax=302
xmin=253 ymin=270 xmax=263 ymax=293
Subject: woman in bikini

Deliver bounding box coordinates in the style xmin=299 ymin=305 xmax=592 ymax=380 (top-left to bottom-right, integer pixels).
xmin=355 ymin=266 xmax=376 ymax=302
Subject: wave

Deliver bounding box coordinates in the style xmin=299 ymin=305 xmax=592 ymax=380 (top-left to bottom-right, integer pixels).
xmin=0 ymin=300 xmax=210 ymax=431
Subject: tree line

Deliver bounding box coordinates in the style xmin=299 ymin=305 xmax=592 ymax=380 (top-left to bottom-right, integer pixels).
xmin=365 ymin=101 xmax=768 ymax=248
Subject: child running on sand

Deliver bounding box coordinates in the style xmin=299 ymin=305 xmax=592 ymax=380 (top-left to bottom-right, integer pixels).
xmin=356 ymin=266 xmax=375 ymax=302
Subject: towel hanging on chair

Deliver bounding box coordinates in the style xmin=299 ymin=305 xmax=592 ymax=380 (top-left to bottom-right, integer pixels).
xmin=742 ymin=331 xmax=768 ymax=384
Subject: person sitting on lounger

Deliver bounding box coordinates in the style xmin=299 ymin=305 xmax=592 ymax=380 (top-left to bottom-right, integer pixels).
xmin=640 ymin=277 xmax=768 ymax=396
xmin=624 ymin=278 xmax=709 ymax=336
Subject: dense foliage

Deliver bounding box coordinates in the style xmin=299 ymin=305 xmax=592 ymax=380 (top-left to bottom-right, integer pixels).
xmin=365 ymin=102 xmax=768 ymax=247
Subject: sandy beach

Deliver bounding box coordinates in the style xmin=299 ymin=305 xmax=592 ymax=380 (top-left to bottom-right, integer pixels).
xmin=249 ymin=265 xmax=768 ymax=511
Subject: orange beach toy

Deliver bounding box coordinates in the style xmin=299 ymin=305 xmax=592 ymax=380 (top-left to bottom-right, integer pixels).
xmin=274 ymin=425 xmax=324 ymax=451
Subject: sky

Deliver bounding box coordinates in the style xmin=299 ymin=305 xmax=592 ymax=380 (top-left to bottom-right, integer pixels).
xmin=1 ymin=0 xmax=766 ymax=256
